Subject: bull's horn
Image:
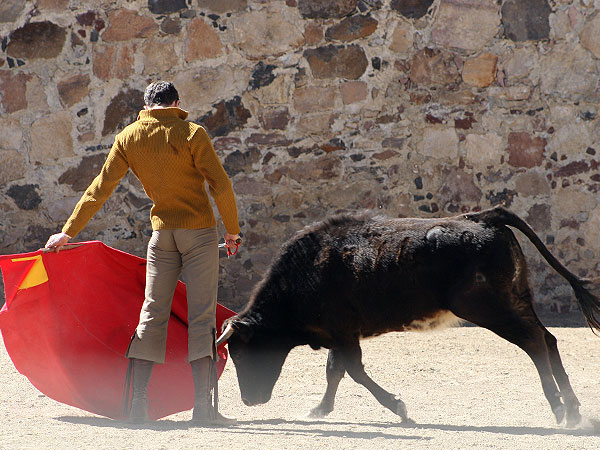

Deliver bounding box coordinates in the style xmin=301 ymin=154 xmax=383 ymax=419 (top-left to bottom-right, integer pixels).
xmin=216 ymin=322 xmax=234 ymax=346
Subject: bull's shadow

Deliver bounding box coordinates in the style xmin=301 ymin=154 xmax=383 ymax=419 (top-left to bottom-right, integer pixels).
xmin=56 ymin=415 xmax=599 ymax=438
xmin=241 ymin=418 xmax=600 ymax=437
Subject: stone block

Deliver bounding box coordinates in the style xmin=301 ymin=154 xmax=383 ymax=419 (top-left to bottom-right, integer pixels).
xmin=0 ymin=150 xmax=26 ymax=186
xmin=47 ymin=197 xmax=80 ymax=222
xmin=540 ymin=43 xmax=598 ymax=102
xmin=258 ymin=107 xmax=291 ymax=130
xmin=36 ymin=0 xmax=69 ymax=10
xmin=57 ymin=74 xmax=90 ymax=107
xmin=547 ymin=122 xmax=591 ymax=158
xmin=0 ymin=119 xmax=23 ymax=149
xmin=297 ymin=0 xmax=358 ymax=19
xmin=30 ymin=112 xmax=74 ymax=162
xmin=102 ymin=89 xmax=144 ymax=136
xmin=514 ymin=171 xmax=551 ymax=197
xmin=304 ymin=44 xmax=368 ymax=80
xmin=102 ymin=10 xmax=158 ymax=42
xmin=391 ymin=0 xmax=433 ymax=19
xmin=93 ymin=44 xmax=135 ymax=81
xmin=143 ymin=40 xmax=178 ymax=75
xmin=582 ymin=206 xmax=600 ymax=252
xmin=341 ymin=81 xmax=367 ymax=104
xmin=409 ymin=48 xmax=459 ymax=86
xmin=232 ymin=175 xmax=272 ymax=196
xmin=488 ymin=85 xmax=532 ymax=103
xmin=148 ymin=0 xmax=187 ymax=15
xmin=463 ymin=133 xmax=503 ymax=170
xmin=0 ymin=0 xmax=25 ymax=23
xmin=7 ymin=21 xmax=67 ymax=59
xmin=438 ymin=167 xmax=482 ymax=206
xmin=160 ymin=17 xmax=182 ymax=35
xmin=432 ymin=0 xmax=500 ymax=51
xmin=287 ymin=155 xmax=342 ymax=182
xmin=185 ymin=18 xmax=224 ymax=62
xmin=175 ymin=66 xmax=250 ymax=110
xmin=389 ymin=21 xmax=413 ymax=55
xmin=305 ymin=23 xmax=323 ymax=46
xmin=580 ymin=14 xmax=600 ymax=59
xmin=196 ymin=97 xmax=251 ymax=137
xmin=6 ymin=184 xmax=42 ymax=210
xmin=553 ymin=189 xmax=597 ymax=219
xmin=462 ymin=53 xmax=497 ymax=88
xmin=196 ymin=0 xmax=248 ymax=14
xmin=249 ymin=62 xmax=276 ymax=90
xmin=293 ymin=86 xmax=336 ymax=113
xmin=506 ymin=132 xmax=546 ymax=168
xmin=296 ymin=113 xmax=335 ymax=135
xmin=502 ymin=0 xmax=551 ymax=42
xmin=325 ymin=15 xmax=378 ymax=42
xmin=0 ymin=71 xmax=30 ymax=113
xmin=26 ymin=75 xmax=49 ymax=112
xmin=502 ymin=47 xmax=539 ymax=80
xmin=231 ymin=4 xmax=304 ymax=59
xmin=421 ymin=128 xmax=459 ymax=159
xmin=526 ymin=203 xmax=551 ymax=232
xmin=59 ymin=154 xmax=107 ymax=192
xmin=223 ymin=149 xmax=261 ymax=177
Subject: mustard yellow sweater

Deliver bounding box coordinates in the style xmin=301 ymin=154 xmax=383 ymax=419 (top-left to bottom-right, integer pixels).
xmin=63 ymin=108 xmax=240 ymax=238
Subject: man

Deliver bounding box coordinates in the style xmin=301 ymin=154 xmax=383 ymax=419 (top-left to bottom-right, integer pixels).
xmin=45 ymin=81 xmax=240 ymax=426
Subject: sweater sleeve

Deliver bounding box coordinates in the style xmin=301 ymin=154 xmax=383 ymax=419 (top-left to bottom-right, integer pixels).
xmin=62 ymin=140 xmax=129 ymax=238
xmin=191 ymin=127 xmax=241 ymax=235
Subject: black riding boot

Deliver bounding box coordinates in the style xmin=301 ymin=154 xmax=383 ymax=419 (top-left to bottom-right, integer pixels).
xmin=128 ymin=358 xmax=154 ymax=423
xmin=190 ymin=356 xmax=236 ymax=426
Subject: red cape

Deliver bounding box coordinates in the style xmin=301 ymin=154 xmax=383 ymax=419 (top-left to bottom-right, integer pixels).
xmin=0 ymin=241 xmax=235 ymax=420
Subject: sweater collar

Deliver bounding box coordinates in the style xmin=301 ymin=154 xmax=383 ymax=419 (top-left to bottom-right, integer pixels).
xmin=137 ymin=107 xmax=189 ymax=121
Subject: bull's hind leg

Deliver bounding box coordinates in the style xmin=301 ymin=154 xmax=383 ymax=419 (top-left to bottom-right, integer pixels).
xmin=338 ymin=340 xmax=411 ymax=422
xmin=451 ymin=289 xmax=567 ymax=425
xmin=543 ymin=328 xmax=581 ymax=426
xmin=308 ymin=349 xmax=345 ymax=418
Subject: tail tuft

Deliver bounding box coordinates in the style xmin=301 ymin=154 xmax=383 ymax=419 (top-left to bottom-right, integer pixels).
xmin=572 ymin=277 xmax=600 ymax=334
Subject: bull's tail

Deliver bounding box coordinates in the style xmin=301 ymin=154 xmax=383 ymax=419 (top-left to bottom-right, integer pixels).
xmin=467 ymin=206 xmax=600 ymax=333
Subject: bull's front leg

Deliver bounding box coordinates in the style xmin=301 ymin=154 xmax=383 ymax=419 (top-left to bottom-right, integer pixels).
xmin=308 ymin=349 xmax=345 ymax=418
xmin=340 ymin=341 xmax=413 ymax=423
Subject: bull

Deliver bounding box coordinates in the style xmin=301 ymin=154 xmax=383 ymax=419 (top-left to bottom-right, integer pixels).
xmin=217 ymin=206 xmax=600 ymax=426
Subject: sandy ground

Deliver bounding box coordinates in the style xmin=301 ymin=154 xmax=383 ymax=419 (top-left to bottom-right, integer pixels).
xmin=1 ymin=326 xmax=599 ymax=450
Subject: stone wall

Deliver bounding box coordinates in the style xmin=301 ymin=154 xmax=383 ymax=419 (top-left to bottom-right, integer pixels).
xmin=1 ymin=0 xmax=599 ymax=315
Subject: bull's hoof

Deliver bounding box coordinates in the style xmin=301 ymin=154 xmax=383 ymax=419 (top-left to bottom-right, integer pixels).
xmin=590 ymin=418 xmax=600 ymax=433
xmin=565 ymin=411 xmax=582 ymax=428
xmin=307 ymin=405 xmax=332 ymax=419
xmin=394 ymin=396 xmax=409 ymax=421
xmin=552 ymin=405 xmax=565 ymax=424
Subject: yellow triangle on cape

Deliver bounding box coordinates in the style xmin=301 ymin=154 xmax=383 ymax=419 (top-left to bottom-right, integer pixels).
xmin=11 ymin=255 xmax=49 ymax=290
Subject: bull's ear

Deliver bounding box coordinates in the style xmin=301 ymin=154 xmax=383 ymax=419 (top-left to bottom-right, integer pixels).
xmin=233 ymin=319 xmax=254 ymax=344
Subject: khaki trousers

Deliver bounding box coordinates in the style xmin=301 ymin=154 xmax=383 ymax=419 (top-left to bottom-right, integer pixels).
xmin=126 ymin=228 xmax=219 ymax=363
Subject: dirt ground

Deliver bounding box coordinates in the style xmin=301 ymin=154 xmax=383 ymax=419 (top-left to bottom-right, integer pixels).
xmin=1 ymin=326 xmax=599 ymax=450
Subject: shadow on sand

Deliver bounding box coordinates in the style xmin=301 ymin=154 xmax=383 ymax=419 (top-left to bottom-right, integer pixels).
xmin=56 ymin=416 xmax=598 ymax=439
xmin=55 ymin=416 xmax=423 ymax=440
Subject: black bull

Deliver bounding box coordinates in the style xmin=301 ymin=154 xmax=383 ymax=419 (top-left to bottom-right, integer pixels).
xmin=218 ymin=207 xmax=600 ymax=426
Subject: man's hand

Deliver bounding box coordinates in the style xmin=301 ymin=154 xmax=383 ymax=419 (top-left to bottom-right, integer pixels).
xmin=224 ymin=232 xmax=242 ymax=247
xmin=224 ymin=232 xmax=242 ymax=256
xmin=45 ymin=232 xmax=71 ymax=253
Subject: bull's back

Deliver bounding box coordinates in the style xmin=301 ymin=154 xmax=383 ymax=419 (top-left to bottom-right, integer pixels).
xmin=297 ymin=215 xmax=516 ymax=338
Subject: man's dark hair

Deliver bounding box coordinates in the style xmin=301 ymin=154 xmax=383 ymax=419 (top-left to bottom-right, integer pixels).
xmin=144 ymin=81 xmax=179 ymax=107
